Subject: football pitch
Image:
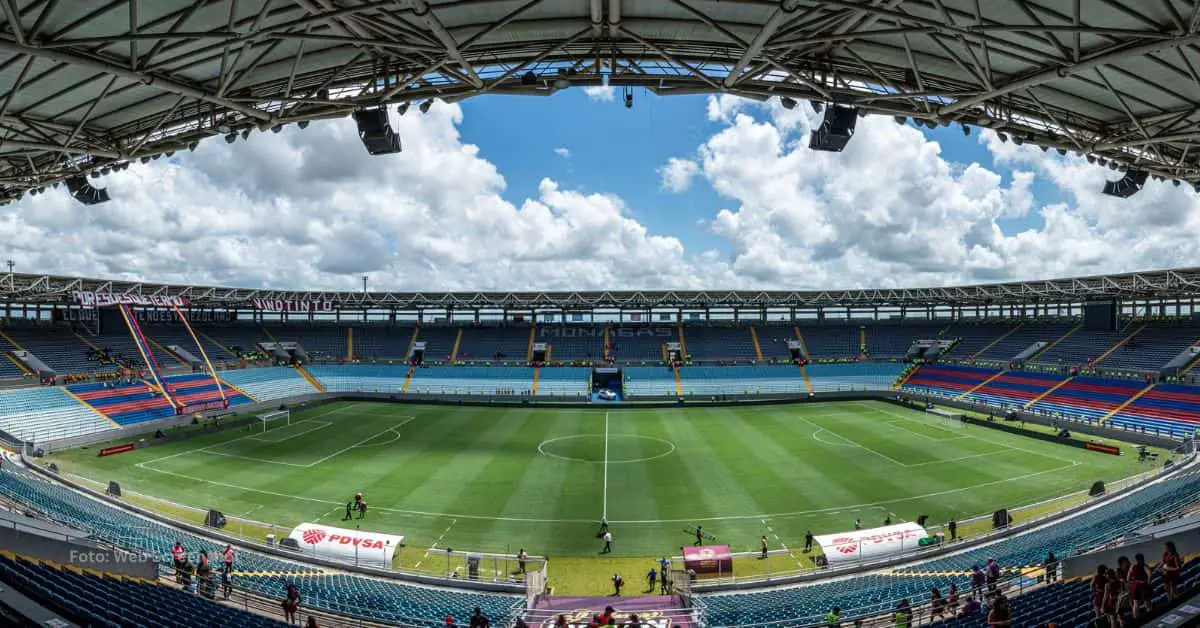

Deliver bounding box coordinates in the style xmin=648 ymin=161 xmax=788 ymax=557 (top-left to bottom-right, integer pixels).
xmin=50 ymin=400 xmax=1150 ymax=587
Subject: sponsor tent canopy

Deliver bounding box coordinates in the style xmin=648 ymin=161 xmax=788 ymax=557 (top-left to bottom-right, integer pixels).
xmin=288 ymin=523 xmax=403 ymax=570
xmin=813 ymin=522 xmax=927 ymax=566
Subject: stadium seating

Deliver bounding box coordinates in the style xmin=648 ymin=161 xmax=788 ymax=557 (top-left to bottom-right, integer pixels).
xmin=1029 ymin=327 xmax=1133 ymax=369
xmin=678 ymin=365 xmax=804 ymax=395
xmin=0 ymin=463 xmax=524 ymax=626
xmin=623 ymin=365 xmax=679 ymax=396
xmin=221 ymin=367 xmax=319 ymax=401
xmin=1111 ymin=383 xmax=1200 ymax=438
xmin=865 ymin=324 xmax=945 ymax=359
xmin=407 ymin=366 xmax=534 ymax=395
xmin=2 ymin=326 xmax=96 ymax=373
xmin=806 ymin=363 xmax=906 ymax=391
xmin=798 ymin=325 xmax=859 ymax=359
xmin=265 ymin=324 xmax=347 ymax=360
xmin=938 ymin=323 xmax=1015 ymax=360
xmin=1027 ymin=376 xmax=1144 ymax=422
xmin=963 ymin=370 xmax=1061 ymax=408
xmin=307 ymin=364 xmax=409 ymax=392
xmin=975 ymin=324 xmax=1075 ymax=361
xmin=932 ymin=556 xmax=1200 ymax=628
xmin=143 ymin=324 xmax=235 ymax=363
xmin=535 ymin=326 xmax=605 ymax=361
xmin=755 ymin=324 xmax=797 ymax=360
xmin=1099 ymin=323 xmax=1200 ymax=373
xmin=415 ymin=326 xmax=461 ymax=362
xmin=0 ymin=387 xmax=114 ymax=442
xmin=902 ymin=364 xmax=1002 ymax=398
xmin=700 ymin=469 xmax=1200 ymax=626
xmin=162 ymin=372 xmax=254 ymax=408
xmin=455 ymin=326 xmax=531 ymax=362
xmin=0 ymin=551 xmax=288 ymax=628
xmin=607 ymin=327 xmax=676 ymax=361
xmin=66 ymin=381 xmax=177 ymax=426
xmin=535 ymin=367 xmax=590 ymax=396
xmin=352 ymin=325 xmax=415 ymax=359
xmin=680 ymin=326 xmax=758 ymax=361
xmin=0 ymin=333 xmax=25 ymax=379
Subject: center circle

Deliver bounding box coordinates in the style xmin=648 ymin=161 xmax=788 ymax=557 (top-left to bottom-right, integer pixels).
xmin=538 ymin=434 xmax=676 ymax=464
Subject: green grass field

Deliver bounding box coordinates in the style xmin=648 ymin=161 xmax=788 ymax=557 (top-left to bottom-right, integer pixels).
xmin=48 ymin=400 xmax=1156 ymax=593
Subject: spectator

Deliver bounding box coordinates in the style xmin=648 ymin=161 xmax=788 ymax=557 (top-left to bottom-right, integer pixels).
xmin=1043 ymin=551 xmax=1057 ymax=583
xmin=223 ymin=544 xmax=234 ymax=571
xmin=1127 ymin=553 xmax=1152 ymax=618
xmin=987 ymin=594 xmax=1011 ymax=627
xmin=171 ymin=541 xmax=185 ymax=573
xmin=221 ymin=567 xmax=233 ymax=599
xmin=985 ymin=558 xmax=1000 ymax=594
xmin=445 ymin=617 xmax=456 ymax=627
xmin=282 ymin=582 xmax=301 ymax=624
xmin=469 ymin=607 xmax=489 ymax=628
xmin=626 ymin=613 xmax=642 ymax=628
xmin=971 ymin=565 xmax=985 ymax=599
xmin=824 ymin=606 xmax=841 ymax=627
xmin=930 ymin=587 xmax=946 ymax=620
xmin=893 ymin=599 xmax=911 ymax=628
xmin=1091 ymin=565 xmax=1107 ymax=621
xmin=959 ymin=596 xmax=981 ymax=618
xmin=554 ymin=615 xmax=567 ymax=628
xmin=305 ymin=618 xmax=318 ymax=628
xmin=1162 ymin=541 xmax=1182 ymax=600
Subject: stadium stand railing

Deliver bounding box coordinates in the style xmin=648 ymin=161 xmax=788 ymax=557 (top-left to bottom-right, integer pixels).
xmin=534 ymin=366 xmax=590 ymax=397
xmin=263 ymin=324 xmax=347 ymax=361
xmin=623 ymin=365 xmax=679 ymax=396
xmin=678 ymin=365 xmax=805 ymax=396
xmin=407 ymin=365 xmax=535 ymax=395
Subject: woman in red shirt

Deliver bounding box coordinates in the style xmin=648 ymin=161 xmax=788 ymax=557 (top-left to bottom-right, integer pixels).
xmin=1090 ymin=565 xmax=1107 ymax=621
xmin=1162 ymin=541 xmax=1182 ymax=600
xmin=1126 ymin=553 xmax=1152 ymax=619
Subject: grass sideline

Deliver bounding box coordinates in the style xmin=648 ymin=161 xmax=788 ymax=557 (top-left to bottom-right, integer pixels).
xmin=47 ymin=400 xmax=1164 ymax=594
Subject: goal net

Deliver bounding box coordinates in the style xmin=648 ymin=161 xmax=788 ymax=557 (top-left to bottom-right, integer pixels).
xmin=258 ymin=409 xmax=290 ymax=432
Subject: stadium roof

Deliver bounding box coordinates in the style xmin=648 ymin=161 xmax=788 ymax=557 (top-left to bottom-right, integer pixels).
xmin=3 ymin=0 xmax=1200 ymax=199
xmin=4 ymin=267 xmax=1200 ymax=310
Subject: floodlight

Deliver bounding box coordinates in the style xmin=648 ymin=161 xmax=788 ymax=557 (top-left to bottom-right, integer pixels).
xmin=352 ymin=107 xmax=401 ymax=155
xmin=419 ymin=99 xmax=433 ymax=114
xmin=780 ymin=97 xmax=796 ymax=110
xmin=961 ymin=125 xmax=970 ymax=136
xmin=810 ymin=101 xmax=823 ymax=114
xmin=225 ymin=133 xmax=237 ymax=144
xmin=397 ymin=102 xmax=409 ymax=116
xmin=997 ymin=132 xmax=1008 ymax=143
xmin=65 ymin=176 xmax=111 ymax=205
xmin=894 ymin=116 xmax=907 ymax=125
xmin=1101 ymin=169 xmax=1148 ymax=198
xmin=297 ymin=120 xmax=310 ymax=130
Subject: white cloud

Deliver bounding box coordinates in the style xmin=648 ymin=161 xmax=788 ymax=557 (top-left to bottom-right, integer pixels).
xmin=658 ymin=158 xmax=700 ymax=193
xmin=554 ymin=147 xmax=571 ymax=158
xmin=0 ymin=101 xmax=731 ymax=291
xmin=583 ymin=86 xmax=614 ymax=102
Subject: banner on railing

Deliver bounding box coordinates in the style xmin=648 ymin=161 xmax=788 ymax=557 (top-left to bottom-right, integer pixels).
xmin=813 ymin=522 xmax=927 ymax=565
xmin=251 ymin=298 xmax=335 ymax=313
xmin=72 ymin=292 xmax=189 ymax=308
xmin=180 ymin=400 xmax=227 ymax=414
xmin=287 ymin=523 xmax=403 ymax=569
xmin=681 ymin=545 xmax=732 ymax=574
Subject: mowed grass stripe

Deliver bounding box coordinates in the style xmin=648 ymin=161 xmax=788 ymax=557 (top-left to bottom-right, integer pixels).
xmin=603 ymin=410 xmax=670 ymax=524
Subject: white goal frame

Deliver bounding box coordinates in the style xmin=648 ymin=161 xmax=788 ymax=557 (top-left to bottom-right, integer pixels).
xmin=257 ymin=409 xmax=291 ymax=432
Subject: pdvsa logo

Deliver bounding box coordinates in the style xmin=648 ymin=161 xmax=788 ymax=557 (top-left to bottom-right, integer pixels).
xmin=302 ymin=529 xmax=327 ymax=544
xmin=836 ymin=544 xmax=858 ymax=554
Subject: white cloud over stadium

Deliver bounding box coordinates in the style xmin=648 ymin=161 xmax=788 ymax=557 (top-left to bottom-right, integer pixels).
xmin=2 ymin=96 xmax=1199 ymax=292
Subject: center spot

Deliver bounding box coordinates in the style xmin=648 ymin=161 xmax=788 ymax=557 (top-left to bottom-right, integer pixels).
xmin=538 ymin=434 xmax=676 ymax=464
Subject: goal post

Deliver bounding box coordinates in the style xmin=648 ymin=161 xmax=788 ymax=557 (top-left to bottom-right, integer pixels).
xmin=258 ymin=409 xmax=291 ymax=432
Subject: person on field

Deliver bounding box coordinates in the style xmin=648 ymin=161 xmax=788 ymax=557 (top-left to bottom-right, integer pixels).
xmin=517 ymin=548 xmax=527 ymax=574
xmin=601 ymin=531 xmax=613 ymax=554
xmin=694 ymin=526 xmax=704 ymax=546
xmin=343 ymin=501 xmax=353 ymax=521
xmin=804 ymin=531 xmax=814 ymax=552
xmin=948 ymin=519 xmax=958 ymax=541
xmin=854 ymin=519 xmax=861 ymax=530
xmin=646 ymin=567 xmax=656 ymax=592
xmin=611 ymin=573 xmax=624 ymax=596
xmin=760 ymin=535 xmax=769 ymax=559
xmin=357 ymin=500 xmax=367 ymax=519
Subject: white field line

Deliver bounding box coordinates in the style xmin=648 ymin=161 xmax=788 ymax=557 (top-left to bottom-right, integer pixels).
xmin=762 ymin=518 xmax=803 ymax=567
xmin=415 ymin=518 xmax=458 ymax=569
xmin=249 ymin=420 xmax=333 ymax=443
xmin=304 ymin=417 xmax=415 ymax=467
xmin=311 ymin=505 xmax=343 ymax=523
xmin=792 ymin=415 xmax=909 ymax=467
xmin=136 ymin=402 xmax=368 ymax=468
xmin=130 ymin=457 xmax=1078 ymax=525
xmin=860 ymin=402 xmax=1072 ymax=463
xmin=602 ymin=410 xmax=609 ymax=521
